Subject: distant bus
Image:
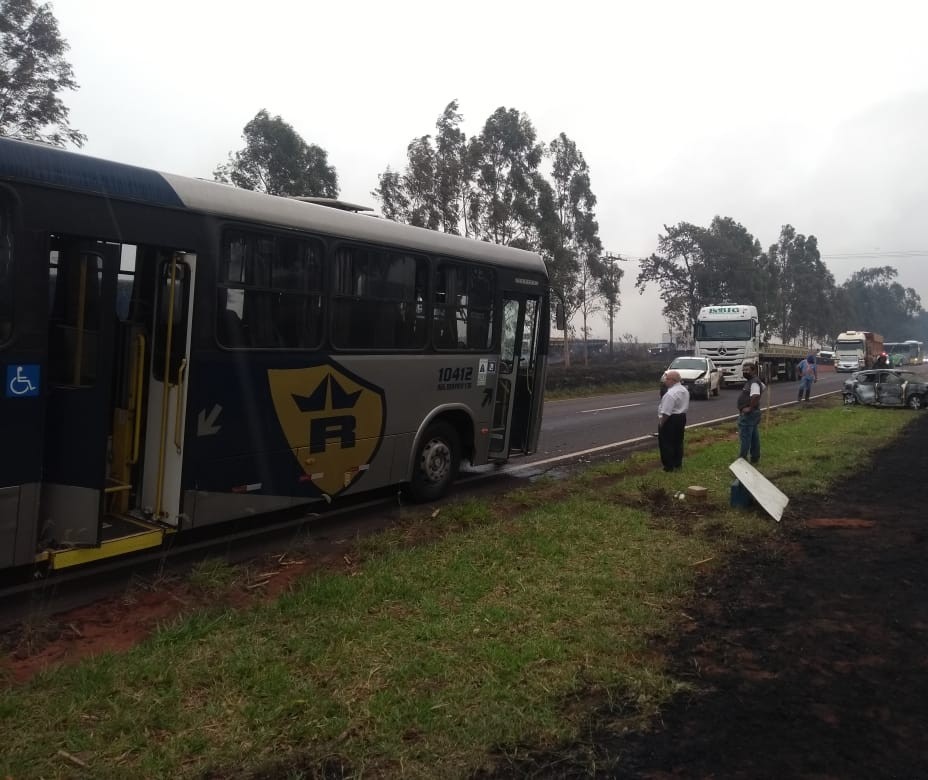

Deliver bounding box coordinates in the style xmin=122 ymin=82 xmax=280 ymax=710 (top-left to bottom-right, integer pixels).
xmin=0 ymin=137 xmax=549 ymax=571
xmin=885 ymin=340 xmax=924 ymax=366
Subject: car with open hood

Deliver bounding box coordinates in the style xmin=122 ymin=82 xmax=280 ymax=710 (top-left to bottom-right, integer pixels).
xmin=659 ymin=355 xmax=721 ymax=400
xmin=843 ymin=369 xmax=928 ymax=409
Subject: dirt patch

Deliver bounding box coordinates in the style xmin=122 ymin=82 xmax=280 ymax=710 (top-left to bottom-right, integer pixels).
xmin=0 ymin=490 xmax=552 ymax=684
xmin=0 ymin=550 xmax=351 ymax=684
xmin=478 ymin=412 xmax=928 ymax=778
xmin=806 ymin=517 xmax=877 ymax=529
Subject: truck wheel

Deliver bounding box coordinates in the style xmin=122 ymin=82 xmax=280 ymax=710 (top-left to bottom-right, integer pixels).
xmin=406 ymin=421 xmax=461 ymax=502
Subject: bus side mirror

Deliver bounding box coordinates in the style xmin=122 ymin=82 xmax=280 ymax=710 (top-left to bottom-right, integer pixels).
xmin=555 ymin=303 xmax=566 ymax=332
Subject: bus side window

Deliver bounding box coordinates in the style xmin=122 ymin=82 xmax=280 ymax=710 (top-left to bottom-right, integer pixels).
xmin=218 ymin=289 xmax=248 ymax=347
xmin=0 ymin=198 xmax=11 ymax=344
xmin=218 ymin=230 xmax=323 ymax=350
xmin=433 ymin=261 xmax=495 ymax=351
xmin=48 ymin=241 xmax=103 ymax=386
xmin=333 ymin=246 xmax=426 ymax=350
xmin=0 ymin=196 xmax=13 ymax=344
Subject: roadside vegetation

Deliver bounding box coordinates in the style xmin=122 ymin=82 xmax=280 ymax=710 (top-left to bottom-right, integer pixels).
xmin=544 ymin=361 xmax=666 ymax=399
xmin=0 ymin=403 xmax=916 ymax=779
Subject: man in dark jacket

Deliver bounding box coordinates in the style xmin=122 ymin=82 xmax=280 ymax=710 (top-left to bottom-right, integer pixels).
xmin=737 ymin=364 xmax=764 ymax=464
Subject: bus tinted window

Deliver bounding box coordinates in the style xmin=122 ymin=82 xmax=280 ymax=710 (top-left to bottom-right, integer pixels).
xmin=433 ymin=262 xmax=495 ymax=351
xmin=0 ymin=198 xmax=11 ymax=344
xmin=218 ymin=230 xmax=324 ymax=349
xmin=47 ymin=243 xmax=104 ymax=386
xmin=333 ymin=246 xmax=427 ymax=349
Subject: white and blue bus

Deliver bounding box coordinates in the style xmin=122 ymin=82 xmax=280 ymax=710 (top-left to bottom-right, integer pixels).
xmin=885 ymin=340 xmax=924 ymax=366
xmin=0 ymin=137 xmax=549 ymax=571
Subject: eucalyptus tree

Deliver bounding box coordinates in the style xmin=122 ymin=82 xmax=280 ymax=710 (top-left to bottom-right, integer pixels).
xmin=373 ymin=168 xmax=409 ymax=222
xmin=698 ymin=217 xmax=766 ymax=308
xmin=374 ymin=103 xmax=551 ymax=248
xmin=636 ymin=222 xmax=707 ymax=335
xmin=433 ymin=100 xmax=470 ymax=234
xmin=764 ymin=225 xmax=833 ymax=344
xmin=402 ymin=134 xmax=440 ymax=229
xmin=373 ymin=104 xmax=605 ymax=366
xmin=538 ymin=133 xmax=604 ymax=365
xmin=0 ymin=0 xmax=85 ymax=146
xmin=840 ymin=266 xmax=922 ymax=338
xmin=639 ymin=218 xmax=771 ymax=337
xmin=373 ymin=101 xmax=470 ymax=233
xmin=597 ymin=253 xmax=625 ymax=354
xmin=214 ymin=109 xmax=338 ymax=197
xmin=467 ymin=107 xmax=545 ymax=248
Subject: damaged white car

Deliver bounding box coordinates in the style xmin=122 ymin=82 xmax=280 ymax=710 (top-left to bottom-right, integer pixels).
xmin=659 ymin=356 xmax=721 ymax=400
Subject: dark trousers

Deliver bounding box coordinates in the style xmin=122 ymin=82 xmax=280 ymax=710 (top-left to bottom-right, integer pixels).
xmin=658 ymin=413 xmax=686 ymax=469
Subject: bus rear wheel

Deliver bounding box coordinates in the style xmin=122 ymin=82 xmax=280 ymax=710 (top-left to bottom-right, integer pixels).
xmin=407 ymin=421 xmax=461 ymax=502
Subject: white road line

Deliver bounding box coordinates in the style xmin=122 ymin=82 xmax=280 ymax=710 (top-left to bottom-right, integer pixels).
xmin=580 ymin=403 xmax=642 ymax=413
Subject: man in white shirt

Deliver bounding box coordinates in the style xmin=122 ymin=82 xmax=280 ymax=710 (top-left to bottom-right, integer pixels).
xmin=658 ymin=370 xmax=690 ymax=472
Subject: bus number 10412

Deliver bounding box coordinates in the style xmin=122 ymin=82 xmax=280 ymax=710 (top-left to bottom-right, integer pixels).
xmin=438 ymin=367 xmax=473 ymax=383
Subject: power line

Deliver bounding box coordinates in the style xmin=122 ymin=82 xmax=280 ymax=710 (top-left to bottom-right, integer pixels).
xmin=608 ymin=249 xmax=928 ymax=262
xmin=821 ymin=251 xmax=928 ymax=260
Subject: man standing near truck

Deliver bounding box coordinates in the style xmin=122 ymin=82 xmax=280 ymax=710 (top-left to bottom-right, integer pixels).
xmin=737 ymin=364 xmax=764 ymax=464
xmin=797 ymin=353 xmax=817 ymax=402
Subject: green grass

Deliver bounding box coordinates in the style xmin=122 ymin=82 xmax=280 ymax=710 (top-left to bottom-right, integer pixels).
xmin=545 ymin=379 xmax=655 ymax=400
xmin=0 ymin=403 xmax=915 ymax=779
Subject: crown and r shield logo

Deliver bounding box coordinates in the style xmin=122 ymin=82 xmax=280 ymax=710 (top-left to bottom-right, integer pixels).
xmin=268 ymin=361 xmax=385 ymax=496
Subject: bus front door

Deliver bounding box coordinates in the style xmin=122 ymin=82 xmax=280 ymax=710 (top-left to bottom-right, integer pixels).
xmin=489 ymin=293 xmax=543 ymax=460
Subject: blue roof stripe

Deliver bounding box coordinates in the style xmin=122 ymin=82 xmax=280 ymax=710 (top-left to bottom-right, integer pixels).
xmin=0 ymin=137 xmax=184 ymax=208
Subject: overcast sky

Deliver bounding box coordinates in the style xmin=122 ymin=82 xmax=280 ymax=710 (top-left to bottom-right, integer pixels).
xmin=52 ymin=0 xmax=928 ymax=342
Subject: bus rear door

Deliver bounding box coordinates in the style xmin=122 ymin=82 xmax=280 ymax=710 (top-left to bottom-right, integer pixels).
xmin=40 ymin=238 xmax=121 ymax=547
xmin=39 ymin=242 xmax=196 ymax=567
xmin=140 ymin=253 xmax=196 ymax=527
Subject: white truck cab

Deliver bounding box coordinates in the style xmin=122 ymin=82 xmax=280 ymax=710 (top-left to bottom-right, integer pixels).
xmin=694 ymin=304 xmax=805 ymax=385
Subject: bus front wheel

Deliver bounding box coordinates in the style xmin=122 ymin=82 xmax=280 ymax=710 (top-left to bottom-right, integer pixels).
xmin=407 ymin=421 xmax=461 ymax=502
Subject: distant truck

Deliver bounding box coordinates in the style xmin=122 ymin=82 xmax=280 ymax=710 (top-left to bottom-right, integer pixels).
xmin=647 ymin=342 xmax=675 ymax=357
xmin=693 ymin=304 xmax=806 ymax=386
xmin=834 ymin=330 xmax=884 ymax=372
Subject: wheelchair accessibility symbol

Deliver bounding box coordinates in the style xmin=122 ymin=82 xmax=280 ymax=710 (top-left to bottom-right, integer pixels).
xmin=6 ymin=365 xmax=40 ymax=398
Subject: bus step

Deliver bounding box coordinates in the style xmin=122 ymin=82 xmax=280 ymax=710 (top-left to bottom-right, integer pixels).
xmin=46 ymin=515 xmax=165 ymax=570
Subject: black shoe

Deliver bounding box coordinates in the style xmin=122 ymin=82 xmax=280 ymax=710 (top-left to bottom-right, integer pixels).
xmin=750 ymin=458 xmax=760 ymax=465
xmin=663 ymin=467 xmax=673 ymax=472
